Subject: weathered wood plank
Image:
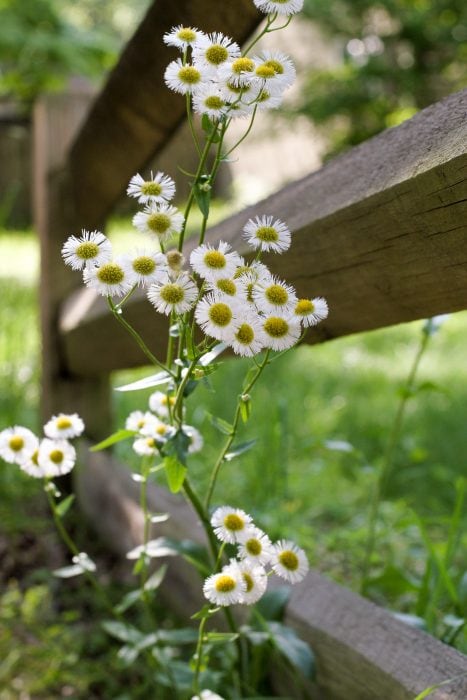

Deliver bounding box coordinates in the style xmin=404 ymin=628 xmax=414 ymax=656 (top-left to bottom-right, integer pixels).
xmin=68 ymin=0 xmax=262 ymax=229
xmin=61 ymin=89 xmax=467 ymax=376
xmin=77 ymin=449 xmax=467 ymax=700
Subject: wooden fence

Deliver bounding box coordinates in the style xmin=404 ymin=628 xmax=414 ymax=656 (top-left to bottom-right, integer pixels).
xmin=33 ymin=0 xmax=467 ymax=697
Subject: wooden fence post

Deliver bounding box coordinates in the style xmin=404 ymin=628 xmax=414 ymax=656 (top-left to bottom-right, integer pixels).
xmin=33 ymin=82 xmax=111 ymax=439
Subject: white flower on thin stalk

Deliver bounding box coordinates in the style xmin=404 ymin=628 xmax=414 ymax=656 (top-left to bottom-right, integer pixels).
xmin=228 ymin=314 xmax=267 ymax=357
xmin=190 ymin=241 xmax=241 ymax=281
xmin=19 ymin=448 xmax=43 ymax=479
xmin=133 ymin=203 xmax=184 ymax=244
xmin=133 ymin=436 xmax=158 ymax=457
xmin=236 ymin=560 xmax=268 ymax=605
xmin=195 ymin=294 xmax=239 ymax=342
xmin=237 ymin=525 xmax=274 ymax=566
xmin=203 ymin=562 xmax=246 ymax=606
xmin=252 ymin=276 xmax=298 ymax=316
xmin=82 ymin=259 xmax=134 ymax=298
xmin=44 ymin=413 xmax=85 ymax=440
xmin=253 ymin=50 xmax=296 ymax=89
xmin=37 ymin=438 xmax=76 ymax=477
xmin=253 ymin=87 xmax=284 ymax=112
xmin=147 ymin=272 xmax=198 ymax=315
xmin=121 ymin=250 xmax=168 ymax=287
xmin=253 ymin=0 xmax=304 ymax=16
xmin=192 ymin=85 xmax=229 ymax=120
xmin=205 ymin=276 xmax=239 ymax=299
xmin=163 ymin=25 xmax=205 ymax=51
xmin=0 ymin=426 xmax=38 ymax=465
xmin=211 ymin=506 xmax=253 ymax=544
xmin=218 ymin=56 xmax=257 ymax=87
xmin=148 ymin=391 xmax=176 ymax=418
xmin=243 ymin=215 xmax=291 ymax=254
xmin=221 ymin=81 xmax=258 ymax=117
xmin=262 ymin=314 xmax=301 ymax=351
xmin=164 ymin=59 xmax=206 ymax=94
xmin=192 ymin=690 xmax=225 ymax=700
xmin=125 ymin=410 xmax=156 ymax=433
xmin=127 ymin=172 xmax=176 ymax=204
xmin=141 ymin=417 xmax=175 ymax=444
xmin=181 ymin=424 xmax=204 ymax=454
xmin=192 ymin=33 xmax=241 ymax=76
xmin=294 ymin=297 xmax=329 ymax=327
xmin=271 ymin=539 xmax=309 ymax=583
xmin=61 ymin=230 xmax=112 ymax=271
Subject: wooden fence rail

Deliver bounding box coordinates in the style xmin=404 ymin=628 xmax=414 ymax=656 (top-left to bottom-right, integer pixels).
xmin=32 ymin=0 xmax=467 ymax=697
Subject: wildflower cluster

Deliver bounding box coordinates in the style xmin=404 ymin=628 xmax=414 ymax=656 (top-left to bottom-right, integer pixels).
xmin=0 ymin=413 xmax=84 ymax=479
xmin=203 ymin=506 xmax=308 ymax=607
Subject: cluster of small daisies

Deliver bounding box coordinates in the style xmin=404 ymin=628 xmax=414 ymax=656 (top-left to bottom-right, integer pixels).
xmin=163 ymin=12 xmax=298 ymax=120
xmin=0 ymin=413 xmax=84 ymax=478
xmin=203 ymin=506 xmax=308 ymax=607
xmin=126 ymin=391 xmax=202 ymax=457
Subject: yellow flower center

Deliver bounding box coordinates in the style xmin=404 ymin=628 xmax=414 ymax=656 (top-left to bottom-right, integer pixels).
xmin=264 ymin=317 xmax=289 ymax=338
xmin=160 ymin=284 xmax=184 ymax=304
xmin=255 ymin=226 xmax=278 ymax=242
xmin=50 ymin=449 xmax=64 ymax=464
xmin=76 ymin=242 xmax=99 ymax=260
xmin=227 ymin=81 xmax=250 ymax=95
xmin=141 ymin=182 xmax=162 ymax=197
xmin=243 ymin=573 xmax=254 ymax=593
xmin=257 ymin=90 xmax=270 ymax=103
xmin=97 ymin=263 xmax=125 ymax=285
xmin=137 ymin=419 xmax=145 ymax=429
xmin=235 ymin=323 xmax=254 ymax=345
xmin=233 ymin=265 xmax=250 ymax=279
xmin=9 ymin=436 xmax=24 ymax=451
xmin=205 ymin=44 xmax=229 ymax=65
xmin=156 ymin=425 xmax=167 ymax=435
xmin=147 ymin=213 xmax=171 ymax=234
xmin=216 ymin=279 xmax=236 ymax=295
xmin=146 ymin=438 xmax=155 ymax=448
xmin=208 ymin=303 xmax=232 ymax=327
xmin=224 ymin=513 xmax=245 ymax=531
xmin=265 ymin=284 xmax=288 ymax=306
xmin=178 ymin=66 xmax=202 ymax=84
xmin=246 ymin=538 xmax=262 ymax=556
xmin=278 ymin=550 xmax=299 ymax=571
xmin=295 ymin=299 xmax=314 ymax=315
xmin=204 ymin=250 xmax=226 ymax=269
xmin=177 ymin=28 xmax=196 ymax=42
xmin=133 ymin=256 xmax=156 ymax=276
xmin=31 ymin=449 xmax=39 ymax=465
xmin=56 ymin=417 xmax=72 ymax=430
xmin=255 ymin=64 xmax=276 ymax=79
xmin=215 ymin=575 xmax=236 ymax=593
xmin=204 ymin=95 xmax=225 ymax=110
xmin=264 ymin=59 xmax=284 ymax=75
xmin=161 ymin=396 xmax=176 ymax=406
xmin=232 ymin=57 xmax=255 ymax=74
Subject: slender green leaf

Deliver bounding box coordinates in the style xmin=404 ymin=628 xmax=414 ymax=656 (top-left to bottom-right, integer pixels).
xmin=205 ymin=632 xmax=239 ymax=644
xmin=101 ymin=621 xmax=144 ymax=645
xmin=163 ymin=455 xmax=187 ymax=493
xmin=240 ymin=397 xmax=251 ymax=423
xmin=255 ymin=586 xmax=291 ymax=621
xmin=114 ymin=589 xmax=141 ymax=614
xmin=208 ymin=413 xmax=233 ymax=436
xmin=144 ymin=564 xmax=167 ymax=591
xmin=412 ymin=672 xmax=467 ymax=700
xmin=191 ymin=604 xmax=219 ymax=620
xmin=53 ymin=564 xmax=85 ymax=578
xmin=225 ymin=439 xmax=257 ymax=461
xmin=90 ymin=429 xmax=135 ymax=452
xmin=194 ymin=184 xmax=211 ymax=218
xmin=115 ymin=370 xmax=171 ymax=392
xmin=55 ymin=493 xmax=75 ymax=518
xmin=269 ymin=622 xmax=315 ymax=680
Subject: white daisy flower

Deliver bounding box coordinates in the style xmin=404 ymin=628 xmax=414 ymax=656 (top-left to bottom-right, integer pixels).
xmin=237 ymin=526 xmax=274 ymax=566
xmin=205 ymin=276 xmax=239 ymax=299
xmin=37 ymin=438 xmax=76 ymax=477
xmin=127 ymin=172 xmax=176 ymax=204
xmin=271 ymin=540 xmax=309 ymax=583
xmin=192 ymin=691 xmax=225 ymax=700
xmin=164 ymin=59 xmax=206 ymax=94
xmin=192 ymin=85 xmax=229 ymax=120
xmin=121 ymin=250 xmax=168 ymax=287
xmin=192 ymin=33 xmax=240 ymax=75
xmin=182 ymin=424 xmax=204 ymax=454
xmin=262 ymin=314 xmax=301 ymax=351
xmin=203 ymin=562 xmax=246 ymax=606
xmin=82 ymin=258 xmax=134 ymax=298
xmin=252 ymin=276 xmax=297 ymax=315
xmin=253 ymin=50 xmax=296 ymax=89
xmin=147 ymin=272 xmax=198 ymax=315
xmin=61 ymin=230 xmax=112 ymax=271
xmin=294 ymin=297 xmax=329 ymax=327
xmin=43 ymin=413 xmax=85 ymax=440
xmin=253 ymin=86 xmax=284 ymax=111
xmin=125 ymin=410 xmax=155 ymax=433
xmin=19 ymin=447 xmax=44 ymax=478
xmin=228 ymin=314 xmax=266 ymax=357
xmin=218 ymin=56 xmax=257 ymax=87
xmin=190 ymin=241 xmax=241 ymax=281
xmin=233 ymin=260 xmax=271 ymax=283
xmin=133 ymin=203 xmax=184 ymax=243
xmin=148 ymin=391 xmax=176 ymax=418
xmin=243 ymin=215 xmax=291 ymax=254
xmin=0 ymin=426 xmax=38 ymax=465
xmin=253 ymin=0 xmax=304 ymax=16
xmin=221 ymin=81 xmax=259 ymax=117
xmin=237 ymin=560 xmax=268 ymax=605
xmin=195 ymin=294 xmax=239 ymax=341
xmin=163 ymin=25 xmax=205 ymax=51
xmin=211 ymin=506 xmax=253 ymax=544
xmin=141 ymin=417 xmax=175 ymax=444
xmin=133 ymin=436 xmax=158 ymax=457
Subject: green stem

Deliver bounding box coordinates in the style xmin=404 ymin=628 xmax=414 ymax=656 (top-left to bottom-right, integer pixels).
xmin=360 ymin=325 xmax=431 ymax=592
xmin=224 ymin=105 xmax=258 ymax=158
xmin=193 ymin=616 xmax=207 ymax=695
xmin=186 ymin=92 xmax=202 ymax=157
xmin=204 ymin=350 xmax=270 ymax=510
xmin=242 ymin=13 xmax=278 ymax=54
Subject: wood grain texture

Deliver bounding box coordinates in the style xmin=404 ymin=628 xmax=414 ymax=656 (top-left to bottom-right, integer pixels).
xmin=76 ymin=449 xmax=467 ymax=700
xmin=68 ymin=0 xmax=262 ymax=229
xmin=61 ymin=88 xmax=467 ymax=375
